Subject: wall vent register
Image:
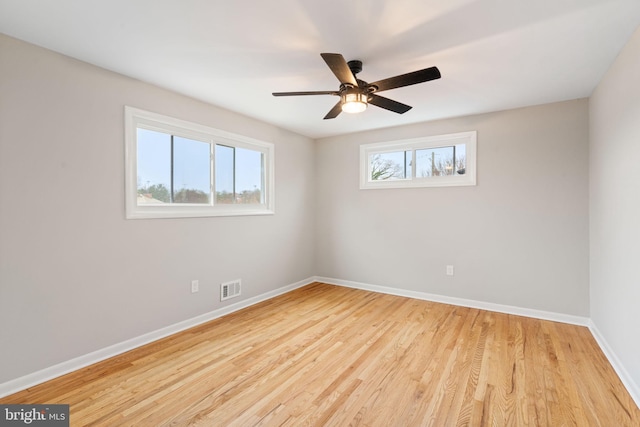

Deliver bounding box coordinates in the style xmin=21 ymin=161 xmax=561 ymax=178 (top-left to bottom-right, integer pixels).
xmin=221 ymin=279 xmax=242 ymax=301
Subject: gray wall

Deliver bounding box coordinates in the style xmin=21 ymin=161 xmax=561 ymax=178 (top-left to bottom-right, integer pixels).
xmin=316 ymin=100 xmax=590 ymax=316
xmin=0 ymin=34 xmax=316 ymax=383
xmin=8 ymin=28 xmax=632 ymax=392
xmin=590 ymin=26 xmax=640 ymax=395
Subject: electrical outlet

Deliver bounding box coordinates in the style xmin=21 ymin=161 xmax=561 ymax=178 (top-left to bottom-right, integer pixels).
xmin=446 ymin=265 xmax=454 ymax=276
xmin=191 ymin=280 xmax=199 ymax=293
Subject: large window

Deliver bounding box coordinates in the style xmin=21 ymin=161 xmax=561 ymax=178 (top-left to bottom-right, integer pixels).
xmin=125 ymin=107 xmax=274 ymax=219
xmin=360 ymin=131 xmax=476 ymax=189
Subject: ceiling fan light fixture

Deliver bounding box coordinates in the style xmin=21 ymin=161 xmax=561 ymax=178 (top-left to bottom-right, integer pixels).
xmin=341 ymin=91 xmax=368 ymax=113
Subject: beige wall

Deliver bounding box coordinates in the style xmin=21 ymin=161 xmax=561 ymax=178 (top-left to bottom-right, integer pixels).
xmin=316 ymin=99 xmax=590 ymax=315
xmin=0 ymin=34 xmax=316 ymax=383
xmin=590 ymin=25 xmax=640 ymax=398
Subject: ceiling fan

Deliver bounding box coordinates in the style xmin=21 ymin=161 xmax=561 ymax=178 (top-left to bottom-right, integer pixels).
xmin=272 ymin=53 xmax=441 ymax=120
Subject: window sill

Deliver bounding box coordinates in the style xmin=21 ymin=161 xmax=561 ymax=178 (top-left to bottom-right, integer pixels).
xmin=125 ymin=204 xmax=274 ymax=219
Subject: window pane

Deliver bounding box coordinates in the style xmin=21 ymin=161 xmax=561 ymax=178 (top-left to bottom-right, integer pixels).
xmin=235 ymin=148 xmax=263 ymax=204
xmin=215 ymin=145 xmax=264 ymax=204
xmin=137 ymin=128 xmax=171 ymax=204
xmin=454 ymin=144 xmax=466 ymax=175
xmin=215 ymin=144 xmax=235 ymax=204
xmin=370 ymin=151 xmax=409 ymax=181
xmin=173 ymin=136 xmax=211 ymax=204
xmin=416 ymin=144 xmax=466 ymax=177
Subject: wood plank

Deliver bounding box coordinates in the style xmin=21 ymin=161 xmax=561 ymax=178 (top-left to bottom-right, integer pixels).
xmin=2 ymin=283 xmax=638 ymax=426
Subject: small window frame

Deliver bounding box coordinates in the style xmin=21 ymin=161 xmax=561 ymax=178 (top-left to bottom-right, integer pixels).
xmin=125 ymin=106 xmax=275 ymax=219
xmin=360 ymin=131 xmax=477 ymax=189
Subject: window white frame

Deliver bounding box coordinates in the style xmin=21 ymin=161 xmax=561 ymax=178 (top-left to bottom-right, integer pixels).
xmin=360 ymin=131 xmax=477 ymax=189
xmin=125 ymin=106 xmax=274 ymax=219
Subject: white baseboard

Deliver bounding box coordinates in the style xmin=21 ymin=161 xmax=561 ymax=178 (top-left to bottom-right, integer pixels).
xmin=4 ymin=276 xmax=638 ymax=411
xmin=588 ymin=320 xmax=640 ymax=408
xmin=0 ymin=277 xmax=315 ymax=399
xmin=315 ymin=276 xmax=590 ymax=326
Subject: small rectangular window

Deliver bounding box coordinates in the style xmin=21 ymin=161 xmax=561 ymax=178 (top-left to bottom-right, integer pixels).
xmin=360 ymin=131 xmax=476 ymax=189
xmin=125 ymin=107 xmax=274 ymax=219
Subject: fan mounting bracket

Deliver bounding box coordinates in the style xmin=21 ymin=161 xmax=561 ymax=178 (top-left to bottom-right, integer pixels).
xmin=347 ymin=60 xmax=363 ymax=76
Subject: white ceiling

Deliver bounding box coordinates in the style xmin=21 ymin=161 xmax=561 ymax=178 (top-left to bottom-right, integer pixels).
xmin=1 ymin=0 xmax=639 ymax=139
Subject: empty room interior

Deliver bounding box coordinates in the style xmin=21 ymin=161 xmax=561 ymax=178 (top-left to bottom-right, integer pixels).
xmin=1 ymin=0 xmax=640 ymax=425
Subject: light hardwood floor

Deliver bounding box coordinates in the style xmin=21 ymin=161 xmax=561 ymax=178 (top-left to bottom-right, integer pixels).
xmin=2 ymin=283 xmax=638 ymax=426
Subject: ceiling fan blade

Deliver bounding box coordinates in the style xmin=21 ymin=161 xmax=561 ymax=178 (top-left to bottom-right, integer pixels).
xmin=321 ymin=53 xmax=358 ymax=87
xmin=369 ymin=66 xmax=441 ymax=92
xmin=368 ymin=94 xmax=412 ymax=114
xmin=272 ymin=90 xmax=338 ymax=96
xmin=323 ymin=101 xmax=343 ymax=120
